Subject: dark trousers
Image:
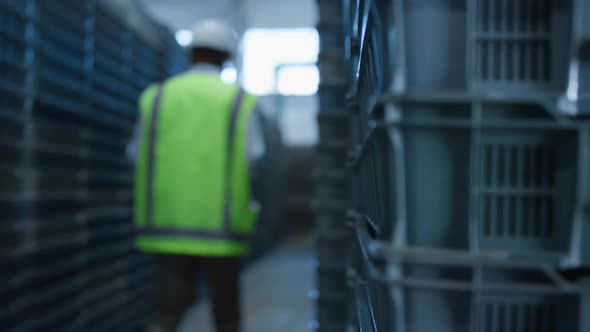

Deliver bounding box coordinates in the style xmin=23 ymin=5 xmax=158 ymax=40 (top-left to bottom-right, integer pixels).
xmin=149 ymin=254 xmax=241 ymax=332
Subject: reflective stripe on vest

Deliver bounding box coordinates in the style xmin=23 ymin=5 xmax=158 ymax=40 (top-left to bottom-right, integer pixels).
xmin=223 ymin=88 xmax=246 ymax=232
xmin=140 ymin=82 xmax=246 ymax=241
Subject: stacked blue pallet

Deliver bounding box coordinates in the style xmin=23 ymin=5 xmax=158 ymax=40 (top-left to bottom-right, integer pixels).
xmin=340 ymin=0 xmax=590 ymax=331
xmin=164 ymin=33 xmax=189 ymax=77
xmin=313 ymin=1 xmax=354 ymax=331
xmin=0 ymin=1 xmax=187 ymax=331
xmin=132 ymin=35 xmax=161 ymax=91
xmin=0 ymin=0 xmax=35 ymax=330
xmin=88 ymin=4 xmax=145 ymax=331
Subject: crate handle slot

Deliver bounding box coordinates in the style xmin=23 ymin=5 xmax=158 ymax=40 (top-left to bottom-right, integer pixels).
xmin=354 ymin=219 xmax=581 ymax=294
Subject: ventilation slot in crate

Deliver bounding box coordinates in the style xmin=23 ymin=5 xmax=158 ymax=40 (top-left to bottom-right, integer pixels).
xmin=477 ymin=143 xmax=556 ymax=240
xmin=479 ymin=301 xmax=557 ymax=332
xmin=474 ymin=0 xmax=553 ymax=85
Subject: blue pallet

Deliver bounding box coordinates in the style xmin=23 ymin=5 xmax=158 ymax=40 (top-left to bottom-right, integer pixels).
xmin=0 ymin=1 xmax=186 ymax=331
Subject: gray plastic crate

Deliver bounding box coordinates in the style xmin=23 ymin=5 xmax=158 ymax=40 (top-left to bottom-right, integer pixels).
xmin=377 ymin=0 xmax=573 ymax=96
xmin=557 ymin=0 xmax=590 ymax=116
xmin=353 ymin=279 xmax=396 ymax=332
xmin=346 ymin=0 xmax=578 ymax=118
xmin=351 ymin=102 xmax=590 ymax=266
xmin=344 ymin=0 xmax=388 ymax=114
xmin=469 ymin=0 xmax=572 ymax=95
xmin=558 ymin=0 xmax=590 ymax=117
xmin=352 ymin=221 xmax=590 ymax=332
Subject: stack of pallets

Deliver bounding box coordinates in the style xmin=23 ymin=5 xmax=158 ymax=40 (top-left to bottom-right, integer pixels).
xmin=0 ymin=1 xmax=188 ymax=330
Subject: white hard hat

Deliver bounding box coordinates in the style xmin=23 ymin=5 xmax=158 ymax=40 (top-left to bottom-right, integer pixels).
xmin=189 ymin=19 xmax=237 ymax=55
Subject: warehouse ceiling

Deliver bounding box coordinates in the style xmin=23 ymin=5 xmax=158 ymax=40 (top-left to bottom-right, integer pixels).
xmin=138 ymin=0 xmax=318 ymax=32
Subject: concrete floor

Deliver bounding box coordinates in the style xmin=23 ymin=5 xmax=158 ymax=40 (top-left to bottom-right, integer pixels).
xmin=178 ymin=242 xmax=314 ymax=332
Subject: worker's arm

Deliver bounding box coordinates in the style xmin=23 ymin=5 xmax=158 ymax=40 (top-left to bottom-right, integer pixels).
xmin=246 ymin=105 xmax=266 ymax=212
xmin=127 ymin=84 xmax=158 ymax=164
xmin=126 ymin=114 xmax=142 ymax=164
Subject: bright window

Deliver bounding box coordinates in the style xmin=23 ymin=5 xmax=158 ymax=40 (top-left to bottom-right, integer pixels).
xmin=242 ymin=28 xmax=319 ymax=95
xmin=277 ymin=65 xmax=319 ymax=95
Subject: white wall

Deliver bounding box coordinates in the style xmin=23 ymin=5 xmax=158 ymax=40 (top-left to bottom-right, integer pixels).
xmin=258 ymin=95 xmax=318 ymax=147
xmin=279 ymin=95 xmax=318 ymax=146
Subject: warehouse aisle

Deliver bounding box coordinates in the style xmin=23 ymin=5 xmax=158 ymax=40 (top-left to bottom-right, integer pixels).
xmin=178 ymin=240 xmax=314 ymax=332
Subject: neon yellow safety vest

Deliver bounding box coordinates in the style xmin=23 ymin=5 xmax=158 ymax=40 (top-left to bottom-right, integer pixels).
xmin=134 ymin=72 xmax=259 ymax=257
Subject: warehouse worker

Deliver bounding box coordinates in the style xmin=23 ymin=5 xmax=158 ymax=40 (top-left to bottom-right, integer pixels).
xmin=131 ymin=20 xmax=265 ymax=332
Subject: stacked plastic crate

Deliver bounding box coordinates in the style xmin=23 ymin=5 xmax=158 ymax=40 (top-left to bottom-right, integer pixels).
xmin=558 ymin=0 xmax=590 ymax=116
xmin=313 ymin=0 xmax=353 ymax=331
xmin=0 ymin=0 xmax=36 ymax=329
xmin=0 ymin=1 xmax=187 ymax=331
xmin=343 ymin=0 xmax=590 ymax=331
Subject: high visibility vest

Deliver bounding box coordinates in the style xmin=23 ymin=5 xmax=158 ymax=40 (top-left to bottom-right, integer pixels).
xmin=134 ymin=72 xmax=258 ymax=257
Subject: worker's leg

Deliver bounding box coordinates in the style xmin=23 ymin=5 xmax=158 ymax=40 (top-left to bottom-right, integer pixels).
xmin=202 ymin=256 xmax=242 ymax=332
xmin=148 ymin=254 xmax=195 ymax=332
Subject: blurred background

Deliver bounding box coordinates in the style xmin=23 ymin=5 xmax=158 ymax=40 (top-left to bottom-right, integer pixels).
xmin=2 ymin=0 xmax=590 ymax=332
